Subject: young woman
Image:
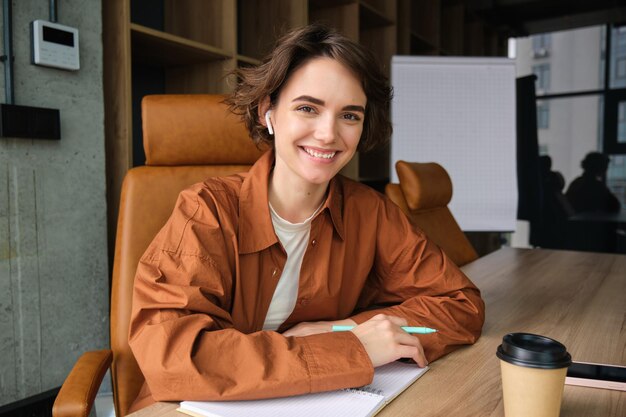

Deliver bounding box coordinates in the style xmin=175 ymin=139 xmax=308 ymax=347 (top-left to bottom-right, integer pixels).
xmin=128 ymin=24 xmax=484 ymax=412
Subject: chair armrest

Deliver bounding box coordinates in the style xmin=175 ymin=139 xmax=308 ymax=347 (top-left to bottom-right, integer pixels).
xmin=53 ymin=350 xmax=113 ymax=417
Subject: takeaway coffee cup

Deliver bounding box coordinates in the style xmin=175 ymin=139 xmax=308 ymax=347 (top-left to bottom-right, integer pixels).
xmin=496 ymin=333 xmax=572 ymax=417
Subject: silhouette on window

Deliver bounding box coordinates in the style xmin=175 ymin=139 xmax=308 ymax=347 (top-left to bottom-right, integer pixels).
xmin=565 ymin=152 xmax=621 ymax=214
xmin=536 ymin=155 xmax=573 ymax=248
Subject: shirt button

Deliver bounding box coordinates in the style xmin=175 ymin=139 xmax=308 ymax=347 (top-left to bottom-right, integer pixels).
xmin=272 ymin=268 xmax=279 ymax=277
xmin=311 ymin=239 xmax=317 ymax=246
xmin=299 ymin=298 xmax=309 ymax=306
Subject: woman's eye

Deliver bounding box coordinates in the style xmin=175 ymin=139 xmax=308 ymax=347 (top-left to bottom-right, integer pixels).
xmin=342 ymin=113 xmax=361 ymax=121
xmin=297 ymin=106 xmax=315 ymax=113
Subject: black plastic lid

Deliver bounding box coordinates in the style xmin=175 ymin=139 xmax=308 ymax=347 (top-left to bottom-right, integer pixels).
xmin=496 ymin=333 xmax=572 ymax=369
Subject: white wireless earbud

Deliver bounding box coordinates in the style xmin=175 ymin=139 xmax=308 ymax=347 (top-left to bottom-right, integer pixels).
xmin=265 ymin=111 xmax=274 ymax=135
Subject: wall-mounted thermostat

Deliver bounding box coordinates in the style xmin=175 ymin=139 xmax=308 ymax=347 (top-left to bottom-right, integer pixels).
xmin=31 ymin=20 xmax=80 ymax=71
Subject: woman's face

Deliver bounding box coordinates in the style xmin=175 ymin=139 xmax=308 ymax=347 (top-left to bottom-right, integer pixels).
xmin=267 ymin=57 xmax=366 ymax=189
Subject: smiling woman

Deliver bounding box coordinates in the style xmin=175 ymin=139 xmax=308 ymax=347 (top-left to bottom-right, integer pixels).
xmin=263 ymin=57 xmax=366 ymax=222
xmin=127 ymin=24 xmax=485 ymax=413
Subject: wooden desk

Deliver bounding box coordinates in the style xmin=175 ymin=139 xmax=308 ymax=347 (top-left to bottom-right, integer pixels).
xmin=127 ymin=248 xmax=625 ymax=417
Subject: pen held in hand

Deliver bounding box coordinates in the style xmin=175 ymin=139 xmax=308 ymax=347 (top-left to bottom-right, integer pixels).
xmin=332 ymin=325 xmax=438 ymax=334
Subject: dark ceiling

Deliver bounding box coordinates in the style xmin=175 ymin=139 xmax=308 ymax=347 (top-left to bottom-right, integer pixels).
xmin=466 ymin=0 xmax=626 ymax=36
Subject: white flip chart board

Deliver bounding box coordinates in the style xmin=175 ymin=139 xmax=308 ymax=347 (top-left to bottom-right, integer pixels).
xmin=391 ymin=56 xmax=518 ymax=231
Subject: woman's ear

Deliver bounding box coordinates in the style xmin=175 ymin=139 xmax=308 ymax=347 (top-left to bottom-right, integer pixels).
xmin=258 ymin=96 xmax=271 ymax=127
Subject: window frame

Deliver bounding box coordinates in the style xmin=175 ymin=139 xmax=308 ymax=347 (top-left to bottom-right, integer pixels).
xmin=533 ymin=63 xmax=551 ymax=92
xmin=535 ymin=24 xmax=626 ymax=155
xmin=604 ymin=90 xmax=626 ymax=152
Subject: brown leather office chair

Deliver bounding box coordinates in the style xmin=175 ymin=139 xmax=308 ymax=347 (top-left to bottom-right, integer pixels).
xmin=52 ymin=95 xmax=264 ymax=417
xmin=385 ymin=160 xmax=478 ymax=267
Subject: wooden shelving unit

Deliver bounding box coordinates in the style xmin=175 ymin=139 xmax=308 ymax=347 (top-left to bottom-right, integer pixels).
xmin=441 ymin=1 xmax=465 ymax=55
xmin=103 ymin=0 xmax=508 ymax=256
xmin=356 ymin=1 xmax=397 ymax=182
xmin=397 ymin=0 xmax=440 ymax=55
xmin=238 ymin=0 xmax=308 ymax=60
xmin=359 ymin=2 xmax=394 ymax=29
xmin=130 ymin=24 xmax=232 ymax=66
xmin=309 ymin=1 xmax=359 ymax=40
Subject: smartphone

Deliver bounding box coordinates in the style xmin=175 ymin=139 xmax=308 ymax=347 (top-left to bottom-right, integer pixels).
xmin=565 ymin=361 xmax=626 ymax=391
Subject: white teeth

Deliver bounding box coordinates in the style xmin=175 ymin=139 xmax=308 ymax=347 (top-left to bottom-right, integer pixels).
xmin=304 ymin=147 xmax=336 ymax=159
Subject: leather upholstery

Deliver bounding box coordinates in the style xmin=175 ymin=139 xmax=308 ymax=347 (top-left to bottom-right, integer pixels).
xmin=386 ymin=161 xmax=478 ymax=267
xmin=142 ymin=94 xmax=263 ymax=166
xmin=396 ymin=161 xmax=453 ymax=211
xmin=52 ymin=350 xmax=113 ymax=417
xmin=54 ymin=95 xmax=263 ymax=417
xmin=384 ymin=183 xmax=410 ymax=215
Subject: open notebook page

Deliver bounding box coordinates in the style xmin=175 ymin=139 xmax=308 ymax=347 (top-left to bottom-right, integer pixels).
xmin=178 ymin=362 xmax=428 ymax=417
xmin=363 ymin=361 xmax=429 ymax=402
xmin=179 ymin=389 xmax=383 ymax=417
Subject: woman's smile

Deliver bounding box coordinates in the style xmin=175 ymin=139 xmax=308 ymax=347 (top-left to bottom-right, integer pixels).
xmin=300 ymin=146 xmax=338 ymax=161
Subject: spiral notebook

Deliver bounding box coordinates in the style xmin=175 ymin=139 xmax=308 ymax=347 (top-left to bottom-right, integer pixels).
xmin=177 ymin=362 xmax=428 ymax=417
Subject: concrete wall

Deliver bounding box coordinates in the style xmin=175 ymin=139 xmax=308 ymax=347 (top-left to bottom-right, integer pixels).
xmin=0 ymin=0 xmax=109 ymax=405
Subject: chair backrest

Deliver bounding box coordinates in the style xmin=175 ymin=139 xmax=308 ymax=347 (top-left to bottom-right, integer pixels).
xmin=110 ymin=95 xmax=264 ymax=416
xmin=385 ymin=160 xmax=478 ymax=267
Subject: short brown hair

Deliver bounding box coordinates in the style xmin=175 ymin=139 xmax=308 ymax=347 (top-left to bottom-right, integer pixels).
xmin=225 ymin=24 xmax=393 ymax=152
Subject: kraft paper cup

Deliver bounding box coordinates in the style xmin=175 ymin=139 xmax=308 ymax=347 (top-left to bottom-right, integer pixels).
xmin=496 ymin=333 xmax=572 ymax=417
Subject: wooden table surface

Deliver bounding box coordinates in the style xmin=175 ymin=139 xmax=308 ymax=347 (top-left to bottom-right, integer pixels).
xmin=127 ymin=248 xmax=626 ymax=417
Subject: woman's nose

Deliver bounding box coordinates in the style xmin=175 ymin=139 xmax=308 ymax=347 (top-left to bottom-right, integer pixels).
xmin=313 ymin=116 xmax=337 ymax=144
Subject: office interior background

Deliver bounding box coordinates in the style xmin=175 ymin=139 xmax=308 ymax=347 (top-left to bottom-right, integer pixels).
xmin=516 ymin=25 xmax=626 ymax=210
xmin=510 ymin=24 xmax=626 ymax=248
xmin=1 ymin=0 xmax=625 ymax=416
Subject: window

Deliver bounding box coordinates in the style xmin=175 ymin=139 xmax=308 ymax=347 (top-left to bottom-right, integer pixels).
xmin=616 ymin=57 xmax=626 ymax=79
xmin=533 ymin=64 xmax=550 ymax=92
xmin=532 ymin=34 xmax=551 ymax=57
xmin=537 ymin=101 xmax=550 ymax=129
xmin=610 ymin=26 xmax=626 ymax=88
xmin=515 ymin=25 xmax=626 ymax=250
xmin=607 ymin=154 xmax=626 ymax=209
xmin=616 ymin=26 xmax=626 ymax=45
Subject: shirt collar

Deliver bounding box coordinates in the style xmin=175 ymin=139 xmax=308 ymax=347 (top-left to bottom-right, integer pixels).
xmin=323 ymin=173 xmax=345 ymax=241
xmin=238 ymin=150 xmax=345 ymax=254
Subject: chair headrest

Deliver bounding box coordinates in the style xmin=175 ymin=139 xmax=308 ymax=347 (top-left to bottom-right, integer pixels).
xmin=396 ymin=161 xmax=453 ymax=210
xmin=142 ymin=94 xmax=265 ymax=166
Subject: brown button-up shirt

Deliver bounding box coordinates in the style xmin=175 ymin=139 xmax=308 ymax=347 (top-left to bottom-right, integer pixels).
xmin=128 ymin=151 xmax=485 ymax=410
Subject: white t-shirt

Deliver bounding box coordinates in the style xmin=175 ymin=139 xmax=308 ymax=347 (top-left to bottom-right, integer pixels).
xmin=262 ymin=203 xmax=320 ymax=331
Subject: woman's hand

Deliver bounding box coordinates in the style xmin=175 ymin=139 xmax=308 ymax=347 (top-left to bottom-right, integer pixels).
xmin=282 ymin=319 xmax=357 ymax=337
xmin=283 ymin=314 xmax=427 ymax=368
xmin=350 ymin=314 xmax=428 ymax=368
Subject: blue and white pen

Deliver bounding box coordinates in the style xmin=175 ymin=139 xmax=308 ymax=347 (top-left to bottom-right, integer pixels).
xmin=332 ymin=325 xmax=438 ymax=334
